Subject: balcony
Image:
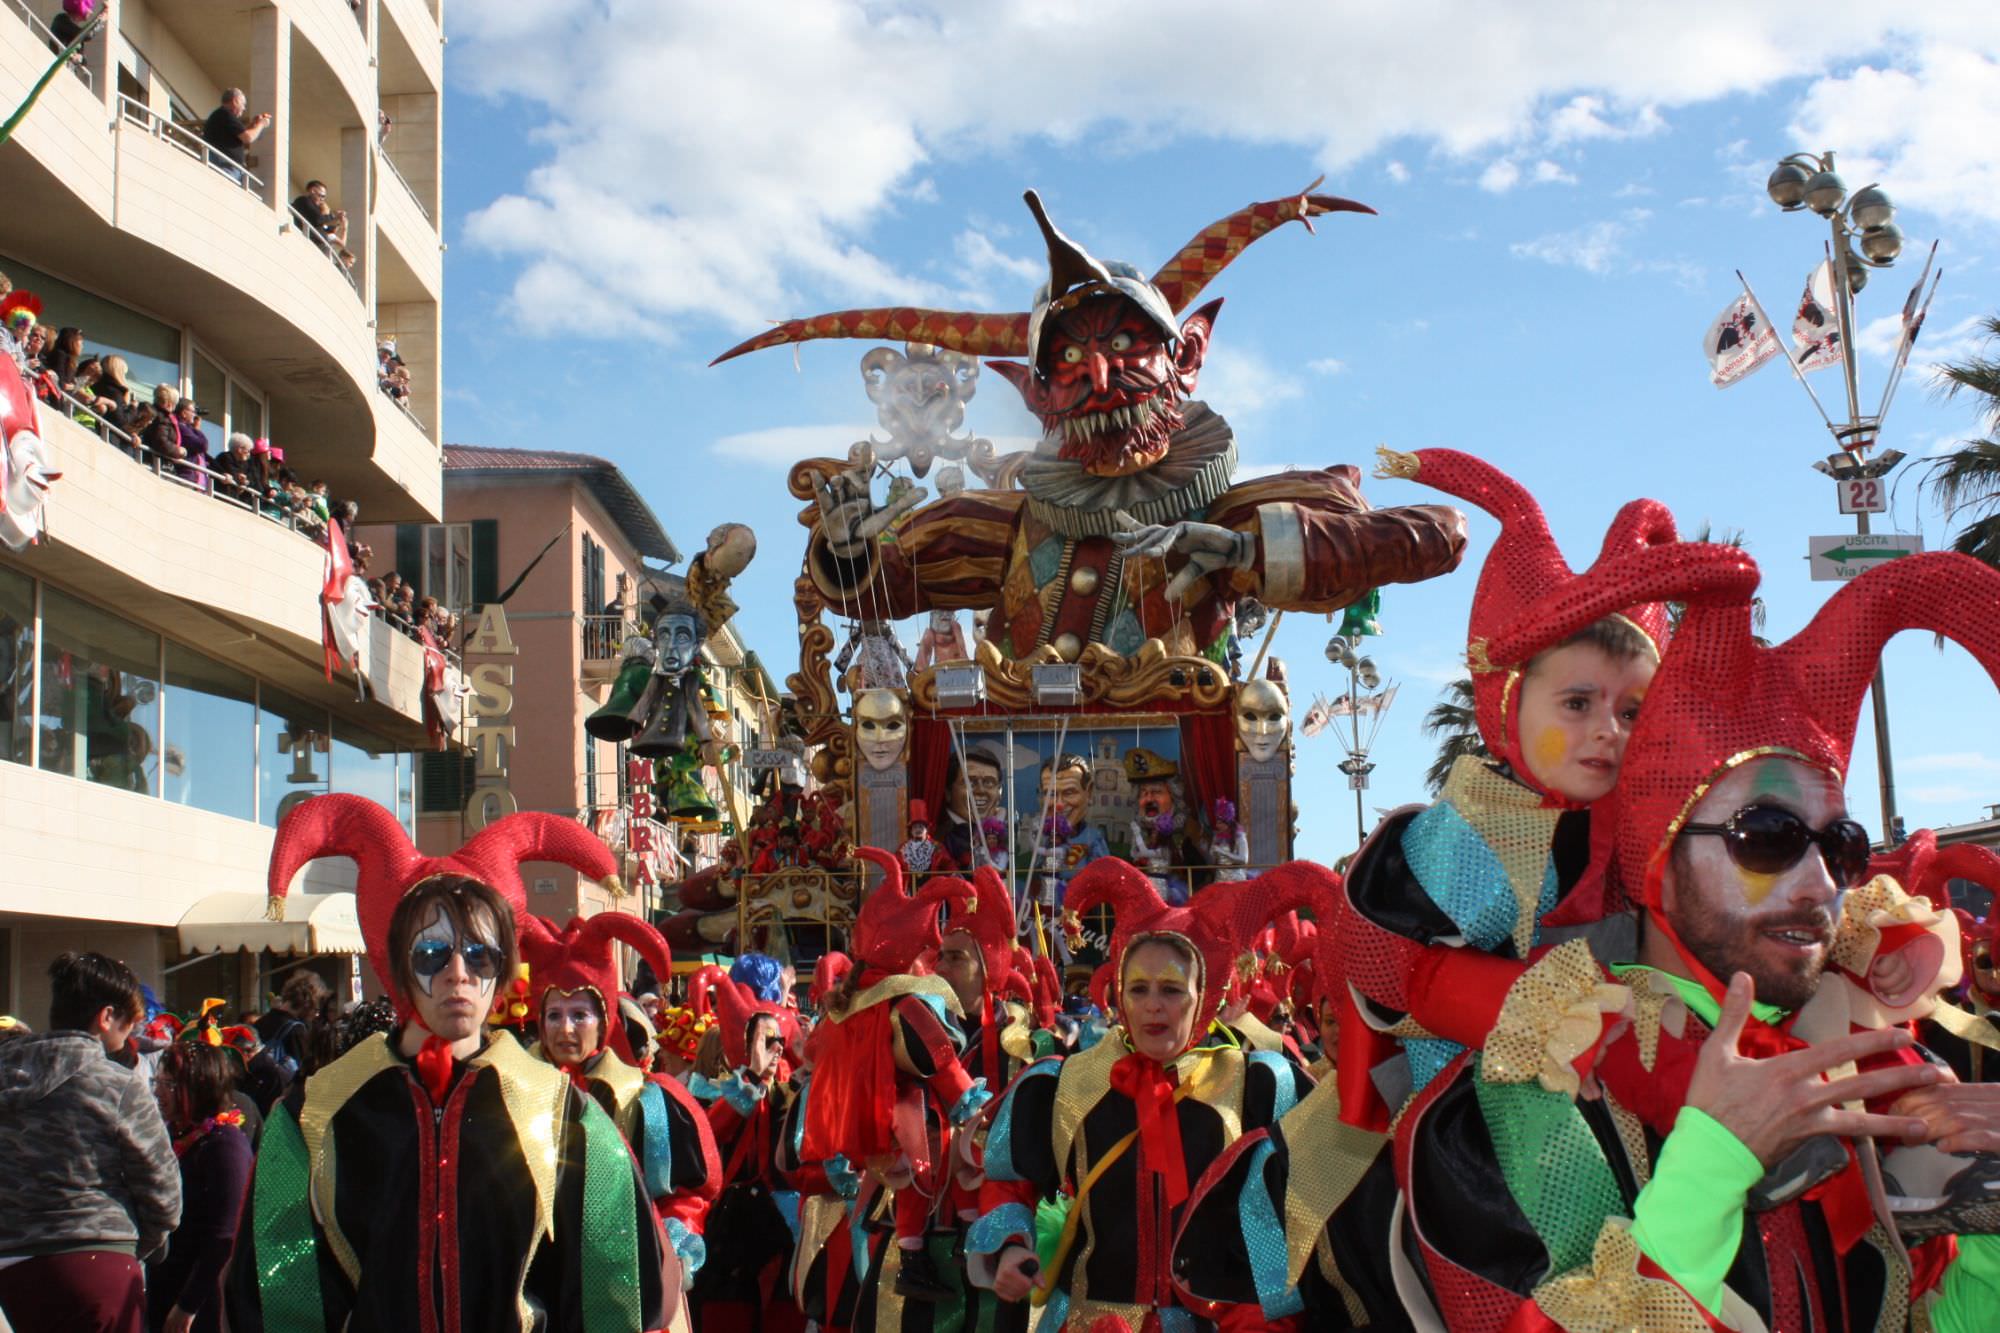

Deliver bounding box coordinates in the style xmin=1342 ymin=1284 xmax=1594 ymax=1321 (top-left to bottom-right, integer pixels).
xmin=581 ymin=615 xmax=645 ymax=689
xmin=378 ymin=0 xmax=443 ymax=94
xmin=28 ymin=405 xmax=437 ymax=742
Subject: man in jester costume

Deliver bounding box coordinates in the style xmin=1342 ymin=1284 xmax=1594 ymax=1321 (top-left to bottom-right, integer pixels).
xmin=225 ymin=795 xmax=673 ymax=1333
xmin=519 ymin=909 xmax=721 ymax=1286
xmin=714 ymin=183 xmax=1467 ymax=664
xmin=1385 ymin=552 xmax=2000 ymax=1330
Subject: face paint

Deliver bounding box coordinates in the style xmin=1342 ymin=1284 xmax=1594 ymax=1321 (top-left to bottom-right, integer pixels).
xmin=1532 ymin=727 xmax=1567 ymax=771
xmin=410 ymin=908 xmax=500 ymax=999
xmin=1122 ymin=957 xmax=1192 ymax=990
xmin=1747 ymin=759 xmax=1803 ymax=802
xmin=1738 ymin=868 xmax=1780 ymax=907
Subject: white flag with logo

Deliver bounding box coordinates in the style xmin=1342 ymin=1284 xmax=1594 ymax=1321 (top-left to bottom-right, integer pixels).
xmin=1299 ymin=694 xmax=1333 ymax=737
xmin=1702 ymin=293 xmax=1781 ymax=387
xmin=1791 ymin=261 xmax=1842 ymax=373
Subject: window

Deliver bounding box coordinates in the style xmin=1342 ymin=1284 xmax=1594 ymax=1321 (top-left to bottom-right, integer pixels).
xmin=418 ymin=750 xmax=473 ymax=815
xmin=397 ymin=523 xmax=474 ymax=612
xmin=162 ymin=644 xmax=256 ymax=819
xmin=228 ymin=380 xmax=265 ymax=444
xmin=259 ymin=687 xmax=328 ymax=827
xmin=331 ymin=718 xmax=408 ymax=825
xmin=582 ymin=535 xmax=605 ymax=616
xmin=37 ymin=588 xmax=160 ymax=794
xmin=0 ymin=256 xmax=181 ymax=401
xmin=0 ymin=567 xmax=32 ymax=766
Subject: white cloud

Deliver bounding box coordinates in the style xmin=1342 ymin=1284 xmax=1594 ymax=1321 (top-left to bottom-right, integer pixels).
xmin=952 ymin=228 xmax=1042 ymax=299
xmin=1198 ymin=346 xmax=1304 ymax=415
xmin=1900 ymin=752 xmax=2000 ymax=777
xmin=1308 ymin=357 xmax=1347 ymax=376
xmin=451 ymin=3 xmax=2000 ymax=342
xmin=1909 ymin=784 xmax=1985 ymax=807
xmin=1384 ymin=160 xmax=1410 ymax=183
xmin=1531 ymin=159 xmax=1577 ymax=185
xmin=1479 ymin=159 xmax=1522 ymax=193
xmin=706 ymin=423 xmax=878 ymax=468
xmin=1855 ymin=310 xmax=1991 ymax=387
xmin=1510 ymin=219 xmax=1629 ymax=275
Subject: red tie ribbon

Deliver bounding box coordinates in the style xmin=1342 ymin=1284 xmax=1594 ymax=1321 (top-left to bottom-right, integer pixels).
xmin=415 ymin=1034 xmax=455 ymax=1105
xmin=1109 ymin=1053 xmax=1189 ymax=1208
xmin=1733 ymin=1017 xmax=1873 ymax=1254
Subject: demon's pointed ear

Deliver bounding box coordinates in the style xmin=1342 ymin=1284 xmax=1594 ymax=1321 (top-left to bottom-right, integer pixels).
xmin=1175 ymin=299 xmax=1224 ymax=376
xmin=984 ymin=359 xmax=1044 ymax=411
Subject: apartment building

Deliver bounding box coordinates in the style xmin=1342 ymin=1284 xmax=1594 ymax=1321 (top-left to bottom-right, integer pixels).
xmin=0 ymin=0 xmax=447 ymax=1021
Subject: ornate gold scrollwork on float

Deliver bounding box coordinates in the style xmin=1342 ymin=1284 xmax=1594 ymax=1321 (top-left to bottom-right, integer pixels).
xmin=908 ymin=637 xmax=1232 ymax=713
xmin=737 ymin=866 xmax=860 ymax=942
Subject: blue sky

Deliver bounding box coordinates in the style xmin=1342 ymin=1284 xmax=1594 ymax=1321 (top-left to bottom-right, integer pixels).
xmin=435 ymin=4 xmax=2000 ymax=864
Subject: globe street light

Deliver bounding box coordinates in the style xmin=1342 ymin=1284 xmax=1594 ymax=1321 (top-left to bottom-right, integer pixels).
xmin=1766 ymin=148 xmax=1906 ymax=844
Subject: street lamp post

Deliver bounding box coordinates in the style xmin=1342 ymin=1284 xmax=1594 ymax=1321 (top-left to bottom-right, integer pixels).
xmin=1766 ymin=149 xmax=1907 ymax=843
xmin=1325 ymin=636 xmax=1388 ymax=850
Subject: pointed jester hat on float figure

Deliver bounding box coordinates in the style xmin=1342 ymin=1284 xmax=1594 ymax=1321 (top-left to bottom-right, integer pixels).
xmin=266 ymin=793 xmax=622 ymax=1014
xmin=1062 ymin=857 xmax=1335 ymax=1045
xmin=1377 ymin=446 xmax=1764 ymax=802
xmin=1600 ymin=552 xmax=2000 ymax=994
xmin=710 ymin=181 xmax=1373 ymax=369
xmin=517 ymin=911 xmax=674 ymax=1066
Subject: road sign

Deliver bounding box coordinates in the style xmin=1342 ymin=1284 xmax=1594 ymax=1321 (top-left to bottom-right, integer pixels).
xmin=1808 ymin=532 xmax=1924 ymax=582
xmin=1836 ymin=475 xmax=1889 ymax=515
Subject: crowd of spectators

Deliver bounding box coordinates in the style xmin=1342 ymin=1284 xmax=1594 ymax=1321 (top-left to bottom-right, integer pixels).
xmin=0 ymin=954 xmax=397 ymax=1333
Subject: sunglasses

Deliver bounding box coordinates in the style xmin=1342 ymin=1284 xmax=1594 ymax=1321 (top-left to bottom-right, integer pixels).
xmin=761 ymin=1036 xmax=786 ymax=1053
xmin=410 ymin=938 xmax=501 ymax=982
xmin=1678 ymin=804 xmax=1872 ymax=890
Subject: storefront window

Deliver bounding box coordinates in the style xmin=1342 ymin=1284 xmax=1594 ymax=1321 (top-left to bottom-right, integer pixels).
xmin=162 ymin=643 xmax=256 ymax=819
xmin=37 ymin=588 xmax=160 ymax=794
xmin=331 ymin=718 xmax=407 ymax=829
xmin=259 ymin=686 xmax=328 ymax=826
xmin=0 ymin=567 xmax=32 ymax=766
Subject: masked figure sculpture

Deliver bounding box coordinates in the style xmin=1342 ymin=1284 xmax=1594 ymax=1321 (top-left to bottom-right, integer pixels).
xmin=0 ymin=321 xmax=59 ymax=552
xmin=716 ymin=184 xmax=1467 ymax=663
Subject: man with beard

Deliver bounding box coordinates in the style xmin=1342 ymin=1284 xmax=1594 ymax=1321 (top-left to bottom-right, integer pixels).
xmin=720 ymin=185 xmax=1465 ymax=663
xmin=1387 ymin=553 xmax=2000 ymax=1331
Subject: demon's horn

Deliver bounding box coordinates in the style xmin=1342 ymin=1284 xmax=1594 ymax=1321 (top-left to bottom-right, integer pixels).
xmin=1024 ymin=188 xmax=1115 ymax=297
xmin=1148 ymin=181 xmax=1377 ymax=315
xmin=710 ymin=307 xmax=1031 ymax=365
xmin=266 ymin=793 xmax=420 ymax=922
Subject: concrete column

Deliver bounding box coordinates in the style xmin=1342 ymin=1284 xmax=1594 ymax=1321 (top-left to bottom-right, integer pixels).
xmin=91 ymin=0 xmax=119 ymax=120
xmin=249 ymin=5 xmax=290 ymax=214
xmin=341 ymin=123 xmax=373 ymax=303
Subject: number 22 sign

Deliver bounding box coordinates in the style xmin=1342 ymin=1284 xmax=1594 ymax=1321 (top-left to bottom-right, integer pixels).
xmin=1837 ymin=477 xmax=1887 ymax=515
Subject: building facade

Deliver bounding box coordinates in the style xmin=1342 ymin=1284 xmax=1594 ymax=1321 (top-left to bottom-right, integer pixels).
xmin=365 ymin=445 xmax=776 ymax=929
xmin=0 ymin=0 xmax=448 ymax=1023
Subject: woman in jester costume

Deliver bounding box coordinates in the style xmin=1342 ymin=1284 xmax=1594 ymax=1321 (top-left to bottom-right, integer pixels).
xmin=224 ymin=794 xmax=672 ymax=1333
xmin=966 ymin=857 xmax=1323 ymax=1331
xmin=520 ymin=909 xmax=721 ymax=1289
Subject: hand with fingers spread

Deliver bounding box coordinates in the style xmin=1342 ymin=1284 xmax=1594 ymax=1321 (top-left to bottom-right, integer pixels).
xmin=1686 ymin=972 xmax=1938 ymax=1167
xmin=1110 ymin=510 xmax=1254 ymax=603
xmin=1889 ymin=1081 xmax=2000 ymax=1155
xmin=812 ymin=454 xmax=927 ymax=559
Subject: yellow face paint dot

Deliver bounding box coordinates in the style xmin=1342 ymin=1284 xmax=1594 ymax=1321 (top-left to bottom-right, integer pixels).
xmin=1739 ymin=869 xmax=1779 ymax=906
xmin=1532 ymin=728 xmax=1567 ymax=772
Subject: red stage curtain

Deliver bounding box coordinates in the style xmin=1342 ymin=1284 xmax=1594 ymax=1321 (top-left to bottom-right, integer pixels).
xmin=907 ymin=715 xmax=954 ymax=833
xmin=1178 ymin=711 xmax=1236 ymax=838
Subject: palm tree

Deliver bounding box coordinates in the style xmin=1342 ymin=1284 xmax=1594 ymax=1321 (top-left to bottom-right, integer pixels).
xmin=1923 ymin=316 xmax=2000 ymax=568
xmin=1669 ymin=522 xmax=1766 ymax=641
xmin=1421 ymin=676 xmax=1485 ymax=795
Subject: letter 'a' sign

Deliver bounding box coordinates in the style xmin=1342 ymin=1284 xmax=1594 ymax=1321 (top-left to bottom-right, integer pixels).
xmin=464 ymin=604 xmax=518 ymax=831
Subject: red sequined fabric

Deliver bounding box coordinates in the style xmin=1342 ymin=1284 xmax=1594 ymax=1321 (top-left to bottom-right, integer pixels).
xmin=1389 ymin=449 xmax=1760 ymax=797
xmin=1601 ymin=552 xmax=2000 ymax=911
xmin=1063 ymin=858 xmax=1340 ymax=1038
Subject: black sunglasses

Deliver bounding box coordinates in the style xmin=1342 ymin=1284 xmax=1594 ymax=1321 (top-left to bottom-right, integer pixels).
xmin=410 ymin=938 xmax=501 ymax=981
xmin=761 ymin=1035 xmax=786 ymax=1053
xmin=1679 ymin=804 xmax=1872 ymax=890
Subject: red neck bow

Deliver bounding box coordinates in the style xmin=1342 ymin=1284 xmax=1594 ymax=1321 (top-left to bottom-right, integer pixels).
xmin=1109 ymin=1052 xmax=1189 ymax=1208
xmin=414 ymin=1033 xmax=456 ymax=1105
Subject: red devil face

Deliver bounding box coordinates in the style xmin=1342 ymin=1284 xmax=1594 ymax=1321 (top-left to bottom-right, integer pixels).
xmin=988 ymin=296 xmax=1220 ymax=478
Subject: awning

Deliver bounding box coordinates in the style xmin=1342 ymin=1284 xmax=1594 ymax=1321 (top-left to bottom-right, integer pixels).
xmin=177 ymin=891 xmax=364 ymax=957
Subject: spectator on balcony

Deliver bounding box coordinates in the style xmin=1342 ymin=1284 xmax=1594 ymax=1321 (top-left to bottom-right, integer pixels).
xmin=48 ymin=0 xmax=95 ymax=63
xmin=291 ymin=180 xmax=348 ymax=255
xmin=201 ymin=89 xmax=270 ymax=185
xmin=39 ymin=327 xmax=83 ymax=392
xmin=136 ymin=393 xmax=180 ymax=468
xmin=211 ymin=433 xmax=258 ymax=500
xmin=91 ymin=354 xmax=135 ymax=421
xmin=172 ymin=398 xmax=212 ymax=488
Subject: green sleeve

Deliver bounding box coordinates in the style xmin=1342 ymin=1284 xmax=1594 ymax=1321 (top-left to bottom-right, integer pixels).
xmin=1932 ymin=1234 xmax=2000 ymax=1333
xmin=1627 ymin=1106 xmax=1764 ymax=1315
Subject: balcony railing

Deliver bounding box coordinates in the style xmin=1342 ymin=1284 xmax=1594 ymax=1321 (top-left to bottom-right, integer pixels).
xmin=380 ymin=385 xmax=426 ymax=433
xmin=377 ymin=145 xmax=431 ymax=223
xmin=287 ymin=202 xmax=362 ymax=295
xmin=117 ymin=94 xmax=263 ymax=198
xmin=583 ymin=614 xmax=645 ymax=662
xmin=8 ymin=0 xmax=92 ymax=93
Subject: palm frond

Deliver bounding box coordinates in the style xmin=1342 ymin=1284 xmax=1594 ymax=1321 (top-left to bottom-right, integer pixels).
xmin=1420 ymin=676 xmax=1486 ymax=796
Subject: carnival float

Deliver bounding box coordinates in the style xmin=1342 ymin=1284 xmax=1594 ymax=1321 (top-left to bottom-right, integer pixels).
xmin=658 ymin=180 xmax=1469 ymax=972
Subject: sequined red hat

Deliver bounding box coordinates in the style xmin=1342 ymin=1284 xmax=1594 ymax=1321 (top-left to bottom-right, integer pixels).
xmin=267 ymin=794 xmax=621 ymax=1014
xmin=1380 ymin=447 xmax=1762 ymax=799
xmin=1062 ymin=857 xmax=1335 ymax=1042
xmin=849 ymin=846 xmax=959 ymax=978
xmin=939 ymin=865 xmax=1017 ymax=997
xmin=1605 ymin=553 xmax=2000 ymax=945
xmin=809 ymin=951 xmax=853 ymax=1007
xmin=518 ymin=911 xmax=673 ymax=1065
xmin=688 ymin=962 xmax=783 ymax=1069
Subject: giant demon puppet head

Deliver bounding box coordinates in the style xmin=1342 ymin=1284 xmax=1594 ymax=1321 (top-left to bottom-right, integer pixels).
xmin=713 ymin=181 xmax=1375 ymax=478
